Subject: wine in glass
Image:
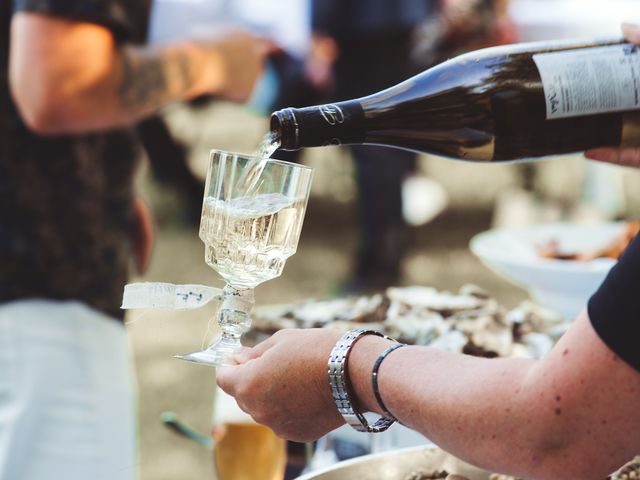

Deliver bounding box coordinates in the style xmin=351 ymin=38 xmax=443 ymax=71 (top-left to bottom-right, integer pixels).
xmin=176 ymin=149 xmax=313 ymax=366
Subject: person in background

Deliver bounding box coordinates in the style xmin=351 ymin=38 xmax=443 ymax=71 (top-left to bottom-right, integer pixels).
xmin=310 ymin=0 xmax=432 ymax=293
xmin=217 ymin=24 xmax=640 ymax=480
xmin=0 ymin=2 xmax=269 ymax=479
xmin=311 ymin=0 xmax=516 ymax=293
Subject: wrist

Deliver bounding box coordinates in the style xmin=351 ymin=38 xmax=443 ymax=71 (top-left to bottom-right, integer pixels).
xmin=348 ymin=335 xmax=395 ymax=414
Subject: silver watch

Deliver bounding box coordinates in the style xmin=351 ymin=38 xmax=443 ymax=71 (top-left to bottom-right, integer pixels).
xmin=327 ymin=328 xmax=396 ymax=433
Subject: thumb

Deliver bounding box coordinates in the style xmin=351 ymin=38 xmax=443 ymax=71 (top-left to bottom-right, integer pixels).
xmin=215 ymin=364 xmax=239 ymax=395
xmin=216 ymin=336 xmax=278 ymax=394
xmin=226 ymin=334 xmax=279 ymax=367
xmin=586 ymin=147 xmax=640 ymax=167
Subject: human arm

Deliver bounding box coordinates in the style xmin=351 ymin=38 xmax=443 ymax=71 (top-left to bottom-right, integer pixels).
xmin=217 ymin=312 xmax=640 ymax=480
xmin=9 ymin=13 xmax=268 ymax=134
xmin=218 ymin=314 xmax=640 ymax=479
xmin=585 ymin=22 xmax=640 ymax=166
xmin=347 ymin=311 xmax=640 ymax=480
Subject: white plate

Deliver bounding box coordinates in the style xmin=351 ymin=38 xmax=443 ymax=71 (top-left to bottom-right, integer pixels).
xmin=470 ymin=222 xmax=624 ymax=319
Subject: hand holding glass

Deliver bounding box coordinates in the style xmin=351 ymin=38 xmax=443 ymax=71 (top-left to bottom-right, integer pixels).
xmin=176 ymin=150 xmax=313 ymax=366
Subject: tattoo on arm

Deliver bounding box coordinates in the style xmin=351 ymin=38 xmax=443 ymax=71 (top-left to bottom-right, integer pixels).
xmin=117 ymin=46 xmax=195 ymax=110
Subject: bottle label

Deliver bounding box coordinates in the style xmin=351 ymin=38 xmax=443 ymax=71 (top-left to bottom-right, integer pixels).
xmin=533 ymin=44 xmax=640 ymax=120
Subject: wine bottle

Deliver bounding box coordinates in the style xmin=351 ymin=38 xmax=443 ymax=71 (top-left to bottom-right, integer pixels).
xmin=270 ymin=38 xmax=640 ymax=162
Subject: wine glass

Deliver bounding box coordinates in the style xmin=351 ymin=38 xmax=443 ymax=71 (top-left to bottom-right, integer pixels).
xmin=176 ymin=149 xmax=314 ymax=366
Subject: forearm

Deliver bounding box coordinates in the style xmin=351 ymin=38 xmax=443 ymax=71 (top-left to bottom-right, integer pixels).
xmin=89 ymin=42 xmax=214 ymax=127
xmin=9 ymin=13 xmax=254 ymax=135
xmin=347 ymin=318 xmax=637 ymax=480
xmin=349 ymin=337 xmax=545 ymax=474
xmin=217 ymin=315 xmax=640 ymax=477
xmin=20 ymin=41 xmax=216 ymax=134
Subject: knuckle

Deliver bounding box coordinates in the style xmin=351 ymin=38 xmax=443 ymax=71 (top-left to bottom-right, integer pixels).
xmin=235 ymin=380 xmax=255 ymax=399
xmin=272 ymin=329 xmax=290 ymax=340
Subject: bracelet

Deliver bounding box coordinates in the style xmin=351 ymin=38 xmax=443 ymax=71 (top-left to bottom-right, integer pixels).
xmin=327 ymin=328 xmax=396 ymax=433
xmin=372 ymin=343 xmax=406 ymax=421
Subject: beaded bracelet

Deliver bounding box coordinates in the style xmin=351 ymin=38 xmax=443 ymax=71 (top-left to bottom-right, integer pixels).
xmin=371 ymin=343 xmax=406 ymax=421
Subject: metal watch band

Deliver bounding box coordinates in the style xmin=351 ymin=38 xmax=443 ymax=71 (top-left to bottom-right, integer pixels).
xmin=327 ymin=328 xmax=396 ymax=433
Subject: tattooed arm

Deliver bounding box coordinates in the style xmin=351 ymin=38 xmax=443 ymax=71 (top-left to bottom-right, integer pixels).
xmin=9 ymin=13 xmax=268 ymax=135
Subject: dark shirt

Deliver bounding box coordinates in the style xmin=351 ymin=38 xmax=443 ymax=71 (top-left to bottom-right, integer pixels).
xmin=588 ymin=234 xmax=640 ymax=372
xmin=0 ymin=1 xmax=150 ymax=319
xmin=312 ymin=0 xmax=433 ymax=40
xmin=311 ymin=0 xmax=434 ymax=100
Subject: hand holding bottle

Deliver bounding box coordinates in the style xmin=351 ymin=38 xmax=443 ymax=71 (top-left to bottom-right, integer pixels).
xmin=272 ymin=33 xmax=640 ymax=162
xmin=585 ymin=23 xmax=640 ymax=167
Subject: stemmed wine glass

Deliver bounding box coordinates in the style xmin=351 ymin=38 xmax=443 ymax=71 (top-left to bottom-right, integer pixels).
xmin=176 ymin=149 xmax=313 ymax=367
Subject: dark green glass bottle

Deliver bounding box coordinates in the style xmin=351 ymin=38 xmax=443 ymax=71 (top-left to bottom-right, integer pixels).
xmin=271 ymin=38 xmax=640 ymax=162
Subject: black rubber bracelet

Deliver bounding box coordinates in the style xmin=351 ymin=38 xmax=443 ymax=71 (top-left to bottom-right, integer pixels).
xmin=371 ymin=343 xmax=406 ymax=421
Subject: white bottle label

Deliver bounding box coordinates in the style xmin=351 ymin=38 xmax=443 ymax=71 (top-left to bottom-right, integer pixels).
xmin=533 ymin=44 xmax=640 ymax=119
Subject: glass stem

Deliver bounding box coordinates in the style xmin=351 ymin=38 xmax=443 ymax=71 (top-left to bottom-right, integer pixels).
xmin=214 ymin=285 xmax=255 ymax=355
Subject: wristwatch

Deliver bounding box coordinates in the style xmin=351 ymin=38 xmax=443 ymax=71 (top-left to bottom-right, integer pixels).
xmin=327 ymin=328 xmax=396 ymax=433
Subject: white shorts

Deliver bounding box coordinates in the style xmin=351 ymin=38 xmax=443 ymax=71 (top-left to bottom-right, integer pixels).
xmin=0 ymin=300 xmax=137 ymax=480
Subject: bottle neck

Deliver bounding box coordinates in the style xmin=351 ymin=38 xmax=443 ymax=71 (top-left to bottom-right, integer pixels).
xmin=271 ymin=101 xmax=366 ymax=150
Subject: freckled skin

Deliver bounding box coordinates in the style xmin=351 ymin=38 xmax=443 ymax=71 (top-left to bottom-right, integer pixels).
xmin=218 ymin=311 xmax=640 ymax=479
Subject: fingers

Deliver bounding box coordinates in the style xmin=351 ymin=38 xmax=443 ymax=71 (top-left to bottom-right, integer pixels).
xmin=233 ymin=333 xmax=280 ymax=364
xmin=622 ymin=23 xmax=640 ymax=45
xmin=586 ymin=23 xmax=640 ymax=170
xmin=586 ymin=147 xmax=640 ymax=167
xmin=585 ymin=148 xmax=619 ymax=163
xmin=230 ymin=347 xmax=255 ymax=365
xmin=215 ymin=364 xmax=238 ymax=395
xmin=216 ymin=334 xmax=281 ymax=393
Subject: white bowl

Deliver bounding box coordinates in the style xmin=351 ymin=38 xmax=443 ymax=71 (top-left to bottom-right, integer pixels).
xmin=470 ymin=222 xmax=624 ymax=319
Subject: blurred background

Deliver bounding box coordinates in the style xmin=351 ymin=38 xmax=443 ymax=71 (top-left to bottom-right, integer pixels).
xmin=125 ymin=0 xmax=640 ymax=478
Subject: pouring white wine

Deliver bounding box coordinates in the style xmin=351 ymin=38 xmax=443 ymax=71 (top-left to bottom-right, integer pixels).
xmin=271 ymin=39 xmax=640 ymax=161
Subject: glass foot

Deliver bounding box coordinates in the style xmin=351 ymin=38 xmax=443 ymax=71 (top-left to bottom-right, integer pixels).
xmin=174 ymin=348 xmax=238 ymax=367
xmin=175 ymin=337 xmax=240 ymax=367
